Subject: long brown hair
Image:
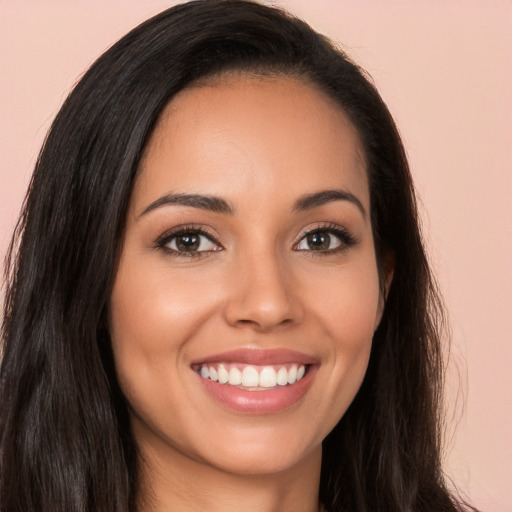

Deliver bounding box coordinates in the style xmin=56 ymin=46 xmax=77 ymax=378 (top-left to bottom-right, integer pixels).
xmin=1 ymin=1 xmax=475 ymax=511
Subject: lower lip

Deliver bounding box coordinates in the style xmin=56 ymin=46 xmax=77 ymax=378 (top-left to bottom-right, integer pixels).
xmin=197 ymin=367 xmax=316 ymax=414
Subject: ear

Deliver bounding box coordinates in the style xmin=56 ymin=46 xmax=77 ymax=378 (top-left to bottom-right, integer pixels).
xmin=374 ymin=251 xmax=395 ymax=331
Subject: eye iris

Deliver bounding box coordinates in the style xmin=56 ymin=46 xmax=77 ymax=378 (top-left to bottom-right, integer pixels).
xmin=307 ymin=232 xmax=330 ymax=250
xmin=176 ymin=233 xmax=200 ymax=251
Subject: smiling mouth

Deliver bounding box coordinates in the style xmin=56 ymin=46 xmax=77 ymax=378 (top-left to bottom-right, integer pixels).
xmin=193 ymin=363 xmax=308 ymax=390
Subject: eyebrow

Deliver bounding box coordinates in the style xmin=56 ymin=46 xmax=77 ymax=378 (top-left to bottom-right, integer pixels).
xmin=138 ymin=188 xmax=366 ymax=219
xmin=292 ymin=189 xmax=366 ymax=218
xmin=138 ymin=193 xmax=235 ymax=218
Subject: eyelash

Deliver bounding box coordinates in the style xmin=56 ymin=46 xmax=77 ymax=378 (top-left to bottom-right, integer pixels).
xmin=293 ymin=223 xmax=358 ymax=256
xmin=154 ymin=225 xmax=223 ymax=258
xmin=154 ymin=223 xmax=358 ymax=258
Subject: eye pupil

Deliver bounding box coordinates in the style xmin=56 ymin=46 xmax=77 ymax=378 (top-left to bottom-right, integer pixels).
xmin=176 ymin=234 xmax=200 ymax=251
xmin=307 ymin=232 xmax=330 ymax=250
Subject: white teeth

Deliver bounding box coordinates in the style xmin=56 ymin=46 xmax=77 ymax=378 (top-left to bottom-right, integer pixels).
xmin=242 ymin=366 xmax=259 ymax=387
xmin=218 ymin=364 xmax=229 ymax=384
xmin=287 ymin=364 xmax=298 ymax=384
xmin=259 ymin=366 xmax=277 ymax=387
xmin=276 ymin=367 xmax=288 ymax=386
xmin=228 ymin=367 xmax=242 ymax=385
xmin=198 ymin=363 xmax=307 ymax=388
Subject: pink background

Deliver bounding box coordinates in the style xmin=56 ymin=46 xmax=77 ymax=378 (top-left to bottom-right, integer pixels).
xmin=1 ymin=2 xmax=510 ymax=510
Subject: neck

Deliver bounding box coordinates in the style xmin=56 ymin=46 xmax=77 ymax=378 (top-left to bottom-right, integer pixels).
xmin=136 ymin=435 xmax=322 ymax=512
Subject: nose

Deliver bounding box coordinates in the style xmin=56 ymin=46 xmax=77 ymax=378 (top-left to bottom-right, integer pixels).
xmin=223 ymin=249 xmax=304 ymax=332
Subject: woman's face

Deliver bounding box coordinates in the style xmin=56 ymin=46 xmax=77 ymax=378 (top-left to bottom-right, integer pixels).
xmin=109 ymin=75 xmax=386 ymax=477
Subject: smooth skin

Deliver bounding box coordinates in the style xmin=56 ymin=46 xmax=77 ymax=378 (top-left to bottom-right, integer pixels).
xmin=109 ymin=74 xmax=391 ymax=512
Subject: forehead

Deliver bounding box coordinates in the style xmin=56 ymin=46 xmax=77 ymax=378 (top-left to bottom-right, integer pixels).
xmin=134 ymin=74 xmax=368 ymax=213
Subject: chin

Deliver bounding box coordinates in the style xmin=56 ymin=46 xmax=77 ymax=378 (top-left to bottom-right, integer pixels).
xmin=200 ymin=438 xmax=322 ymax=477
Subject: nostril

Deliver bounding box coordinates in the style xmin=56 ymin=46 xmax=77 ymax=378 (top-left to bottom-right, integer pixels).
xmin=223 ymin=269 xmax=304 ymax=330
xmin=230 ymin=316 xmax=296 ymax=333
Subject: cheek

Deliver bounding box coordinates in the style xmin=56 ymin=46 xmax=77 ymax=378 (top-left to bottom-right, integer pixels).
xmin=331 ymin=264 xmax=380 ymax=370
xmin=107 ymin=259 xmax=219 ymax=440
xmin=308 ymin=256 xmax=381 ymax=344
xmin=303 ymin=257 xmax=380 ymax=418
xmin=107 ymin=255 xmax=221 ymax=416
xmin=109 ymin=256 xmax=220 ymax=356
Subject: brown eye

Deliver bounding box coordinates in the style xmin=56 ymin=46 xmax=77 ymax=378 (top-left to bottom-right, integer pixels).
xmin=305 ymin=232 xmax=332 ymax=251
xmin=176 ymin=233 xmax=200 ymax=252
xmin=295 ymin=228 xmax=348 ymax=252
xmin=165 ymin=231 xmax=220 ymax=253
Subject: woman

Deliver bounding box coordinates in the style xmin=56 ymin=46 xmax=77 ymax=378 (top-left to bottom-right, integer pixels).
xmin=0 ymin=1 xmax=477 ymax=511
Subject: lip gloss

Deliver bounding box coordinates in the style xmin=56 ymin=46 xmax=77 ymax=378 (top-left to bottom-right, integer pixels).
xmin=192 ymin=348 xmax=318 ymax=413
xmin=197 ymin=367 xmax=315 ymax=413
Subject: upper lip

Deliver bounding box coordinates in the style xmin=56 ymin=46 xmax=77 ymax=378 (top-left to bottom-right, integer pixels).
xmin=191 ymin=348 xmax=319 ymax=366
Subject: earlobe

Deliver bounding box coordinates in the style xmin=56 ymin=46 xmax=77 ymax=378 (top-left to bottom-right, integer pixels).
xmin=374 ymin=252 xmax=395 ymax=331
